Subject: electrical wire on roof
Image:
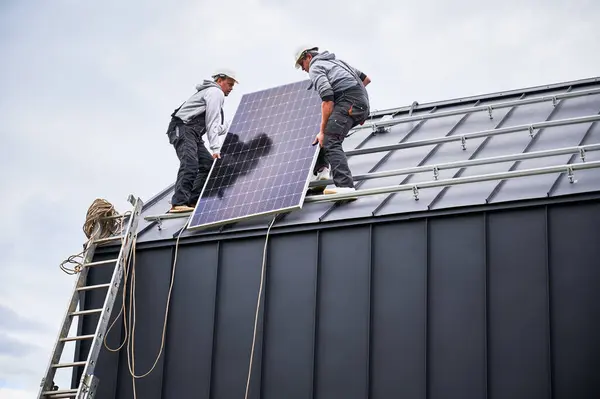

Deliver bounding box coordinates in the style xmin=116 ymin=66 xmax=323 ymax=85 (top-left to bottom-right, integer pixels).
xmin=59 ymin=198 xmax=128 ymax=275
xmin=99 ymin=211 xmax=277 ymax=399
xmin=244 ymin=214 xmax=278 ymax=399
xmin=102 ymin=210 xmax=186 ymax=399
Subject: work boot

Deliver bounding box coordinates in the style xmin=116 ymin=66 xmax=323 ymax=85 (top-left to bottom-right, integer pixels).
xmin=323 ymin=186 xmax=357 ymax=201
xmin=314 ymin=166 xmax=330 ymax=181
xmin=168 ymin=205 xmax=195 ymax=213
xmin=310 ymin=166 xmax=330 ymax=193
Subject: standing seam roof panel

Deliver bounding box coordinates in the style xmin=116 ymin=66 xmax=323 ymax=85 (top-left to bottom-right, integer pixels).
xmin=395 ymin=87 xmax=570 ymax=214
xmin=324 ymin=100 xmax=514 ymax=221
xmin=134 ymin=78 xmax=600 ymax=243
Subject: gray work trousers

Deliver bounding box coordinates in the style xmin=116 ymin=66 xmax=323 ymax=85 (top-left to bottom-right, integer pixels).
xmin=314 ymin=86 xmax=370 ymax=188
xmin=169 ymin=121 xmax=214 ymax=207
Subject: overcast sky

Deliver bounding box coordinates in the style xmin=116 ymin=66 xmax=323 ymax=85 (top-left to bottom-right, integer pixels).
xmin=1 ymin=0 xmax=598 ymax=397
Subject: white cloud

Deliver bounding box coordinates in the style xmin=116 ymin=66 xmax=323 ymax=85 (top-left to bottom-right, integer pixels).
xmin=1 ymin=0 xmax=599 ymax=394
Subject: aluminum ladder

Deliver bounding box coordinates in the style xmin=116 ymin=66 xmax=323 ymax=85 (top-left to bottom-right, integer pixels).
xmin=37 ymin=195 xmax=144 ymax=399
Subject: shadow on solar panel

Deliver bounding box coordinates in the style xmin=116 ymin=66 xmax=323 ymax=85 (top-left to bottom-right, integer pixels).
xmin=187 ymin=79 xmax=322 ymax=231
xmin=206 ymin=131 xmax=274 ymax=199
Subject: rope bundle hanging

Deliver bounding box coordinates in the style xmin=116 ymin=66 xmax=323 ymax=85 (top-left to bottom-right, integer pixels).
xmin=60 ymin=198 xmax=125 ymax=275
xmin=83 ymin=198 xmax=122 ymax=240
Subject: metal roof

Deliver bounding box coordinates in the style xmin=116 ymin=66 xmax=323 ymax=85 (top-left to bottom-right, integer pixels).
xmin=135 ymin=76 xmax=600 ymax=243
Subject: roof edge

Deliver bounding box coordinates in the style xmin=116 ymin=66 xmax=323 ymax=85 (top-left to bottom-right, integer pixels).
xmin=103 ymin=191 xmax=600 ymax=254
xmin=138 ymin=182 xmax=174 ymax=213
xmin=370 ymin=76 xmax=600 ymax=118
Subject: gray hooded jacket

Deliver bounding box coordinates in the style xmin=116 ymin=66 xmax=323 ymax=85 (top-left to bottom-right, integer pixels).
xmin=175 ymin=79 xmax=229 ymax=152
xmin=308 ymin=51 xmax=368 ymax=103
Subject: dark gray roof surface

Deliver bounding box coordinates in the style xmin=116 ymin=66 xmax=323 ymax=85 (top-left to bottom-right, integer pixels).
xmin=136 ymin=76 xmax=600 ymax=243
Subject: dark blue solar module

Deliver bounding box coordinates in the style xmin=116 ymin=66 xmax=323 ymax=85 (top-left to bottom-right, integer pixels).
xmin=187 ymin=79 xmax=322 ymax=230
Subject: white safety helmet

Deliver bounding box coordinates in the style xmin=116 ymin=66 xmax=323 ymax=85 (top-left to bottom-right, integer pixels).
xmin=212 ymin=68 xmax=239 ymax=84
xmin=294 ymin=46 xmax=318 ymax=69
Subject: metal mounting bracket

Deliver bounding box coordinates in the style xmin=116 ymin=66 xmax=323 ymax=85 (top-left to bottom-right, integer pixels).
xmin=433 ymin=166 xmax=439 ymax=180
xmin=567 ymin=166 xmax=577 ymax=183
xmin=372 ymin=114 xmax=393 ymax=134
xmin=412 ymin=185 xmax=420 ymax=200
xmin=552 ymin=96 xmax=557 ymax=107
xmin=529 ymin=125 xmax=535 ymax=138
xmin=487 ymin=106 xmax=493 ymax=119
xmin=409 ymin=101 xmax=419 ymax=116
xmin=461 ymin=136 xmax=467 ymax=150
xmin=579 ymin=147 xmax=586 ymax=162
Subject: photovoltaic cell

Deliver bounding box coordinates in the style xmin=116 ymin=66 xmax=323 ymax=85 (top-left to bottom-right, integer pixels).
xmin=187 ymin=79 xmax=322 ymax=230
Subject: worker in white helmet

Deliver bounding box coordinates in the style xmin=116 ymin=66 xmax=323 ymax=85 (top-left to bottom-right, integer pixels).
xmin=165 ymin=69 xmax=238 ymax=213
xmin=295 ymin=46 xmax=371 ymax=196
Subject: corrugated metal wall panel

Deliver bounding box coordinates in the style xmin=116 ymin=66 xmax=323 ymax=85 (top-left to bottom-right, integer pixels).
xmin=80 ymin=200 xmax=600 ymax=399
xmin=210 ymin=237 xmax=267 ymax=399
xmin=161 ymin=242 xmax=219 ymax=399
xmin=371 ymin=220 xmax=427 ymax=398
xmin=315 ymin=226 xmax=371 ymax=399
xmin=487 ymin=208 xmax=551 ymax=398
xmin=548 ymin=201 xmax=600 ymax=398
xmin=113 ymin=248 xmax=172 ymax=399
xmin=428 ymin=214 xmax=486 ymax=398
xmin=262 ymin=232 xmax=317 ymax=399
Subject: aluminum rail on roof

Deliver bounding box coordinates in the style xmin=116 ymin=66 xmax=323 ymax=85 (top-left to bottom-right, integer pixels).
xmin=368 ymin=76 xmax=600 ymax=118
xmin=309 ymin=143 xmax=600 ymax=187
xmin=345 ymin=114 xmax=600 ymax=157
xmin=304 ymin=160 xmax=600 ymax=203
xmin=353 ymin=87 xmax=600 ymax=132
xmin=146 ymin=152 xmax=600 ymax=223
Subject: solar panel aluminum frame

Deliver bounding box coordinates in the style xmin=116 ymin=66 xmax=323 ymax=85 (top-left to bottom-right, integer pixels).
xmin=186 ymin=80 xmax=322 ymax=231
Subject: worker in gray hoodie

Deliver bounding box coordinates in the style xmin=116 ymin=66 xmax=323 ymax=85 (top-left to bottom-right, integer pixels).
xmin=295 ymin=46 xmax=371 ymax=196
xmin=165 ymin=69 xmax=238 ymax=213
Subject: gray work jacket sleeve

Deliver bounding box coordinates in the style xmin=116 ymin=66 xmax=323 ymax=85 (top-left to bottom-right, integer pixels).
xmin=203 ymin=87 xmax=228 ymax=152
xmin=309 ymin=64 xmax=335 ymax=102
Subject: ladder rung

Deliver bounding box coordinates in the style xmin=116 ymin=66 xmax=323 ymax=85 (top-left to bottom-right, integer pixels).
xmin=52 ymin=361 xmax=86 ymax=368
xmin=42 ymin=389 xmax=77 ymax=398
xmin=77 ymin=283 xmax=111 ymax=291
xmin=60 ymin=334 xmax=95 ymax=342
xmin=94 ymin=235 xmax=125 ymax=244
xmin=85 ymin=258 xmax=118 ymax=268
xmin=70 ymin=308 xmax=102 ymax=317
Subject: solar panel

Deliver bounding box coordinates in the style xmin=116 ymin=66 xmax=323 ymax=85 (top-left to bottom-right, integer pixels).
xmin=187 ymin=79 xmax=322 ymax=231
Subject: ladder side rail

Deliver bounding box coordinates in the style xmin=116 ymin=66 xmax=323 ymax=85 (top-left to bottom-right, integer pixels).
xmin=37 ymin=241 xmax=100 ymax=397
xmin=76 ymin=198 xmax=144 ymax=396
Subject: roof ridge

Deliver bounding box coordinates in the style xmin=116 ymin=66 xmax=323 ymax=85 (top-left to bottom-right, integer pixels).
xmin=370 ymin=76 xmax=600 ymax=118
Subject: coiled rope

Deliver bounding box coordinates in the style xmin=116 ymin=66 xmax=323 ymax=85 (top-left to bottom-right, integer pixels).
xmin=60 ymin=198 xmax=127 ymax=275
xmin=82 ymin=199 xmax=123 ymax=240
